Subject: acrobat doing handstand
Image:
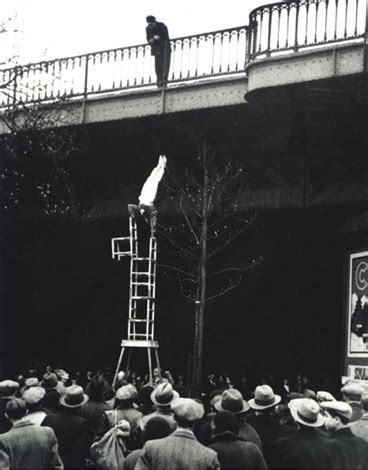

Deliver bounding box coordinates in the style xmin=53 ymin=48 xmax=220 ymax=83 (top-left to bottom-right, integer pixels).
xmin=128 ymin=155 xmax=167 ymax=234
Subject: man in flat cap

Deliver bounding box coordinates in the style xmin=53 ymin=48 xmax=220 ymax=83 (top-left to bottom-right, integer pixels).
xmin=0 ymin=380 xmax=19 ymax=434
xmin=136 ymin=398 xmax=220 ymax=469
xmin=341 ymin=383 xmax=364 ymax=422
xmin=146 ymin=16 xmax=171 ymax=87
xmin=322 ymin=400 xmax=368 ymax=469
xmin=350 ymin=391 xmax=368 ymax=442
xmin=0 ymin=398 xmax=63 ymax=469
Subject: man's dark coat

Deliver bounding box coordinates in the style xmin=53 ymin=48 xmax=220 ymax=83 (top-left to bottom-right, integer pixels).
xmin=209 ymin=431 xmax=267 ymax=469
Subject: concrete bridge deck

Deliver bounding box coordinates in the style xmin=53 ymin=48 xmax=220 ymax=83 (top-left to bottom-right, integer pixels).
xmin=0 ymin=0 xmax=366 ymax=132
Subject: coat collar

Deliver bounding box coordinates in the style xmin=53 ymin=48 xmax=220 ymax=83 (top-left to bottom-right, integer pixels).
xmin=13 ymin=419 xmax=34 ymax=429
xmin=172 ymin=428 xmax=196 ymax=440
xmin=211 ymin=431 xmax=246 ymax=443
xmin=332 ymin=427 xmax=354 ymax=438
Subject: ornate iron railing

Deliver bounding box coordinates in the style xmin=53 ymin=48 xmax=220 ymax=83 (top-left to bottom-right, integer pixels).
xmin=248 ymin=0 xmax=366 ymax=59
xmin=0 ymin=26 xmax=248 ymax=107
xmin=0 ymin=0 xmax=366 ymax=108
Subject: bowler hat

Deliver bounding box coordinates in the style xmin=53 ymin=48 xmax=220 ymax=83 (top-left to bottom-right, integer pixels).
xmin=289 ymin=398 xmax=325 ymax=427
xmin=116 ymin=384 xmax=138 ymax=402
xmin=151 ymin=383 xmax=179 ymax=407
xmin=321 ymin=400 xmax=353 ymax=421
xmin=0 ymin=380 xmax=19 ymax=399
xmin=41 ymin=373 xmax=58 ymax=391
xmin=60 ymin=385 xmax=89 ymax=408
xmin=249 ymin=385 xmax=281 ymax=410
xmin=215 ymin=389 xmax=250 ymax=414
xmin=171 ymin=398 xmax=204 ymax=422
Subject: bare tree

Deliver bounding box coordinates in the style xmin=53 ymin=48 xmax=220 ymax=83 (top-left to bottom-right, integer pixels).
xmin=158 ymin=142 xmax=261 ymax=395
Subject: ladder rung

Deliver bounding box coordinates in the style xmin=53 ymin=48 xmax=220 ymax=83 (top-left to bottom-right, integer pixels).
xmin=132 ymin=282 xmax=152 ymax=286
xmin=132 ymin=272 xmax=154 ymax=276
xmin=133 ymin=257 xmax=156 ymax=261
xmin=129 ymin=319 xmax=154 ymax=323
xmin=132 ymin=296 xmax=154 ymax=300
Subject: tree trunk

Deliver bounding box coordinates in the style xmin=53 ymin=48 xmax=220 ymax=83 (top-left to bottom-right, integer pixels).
xmin=191 ymin=145 xmax=208 ymax=396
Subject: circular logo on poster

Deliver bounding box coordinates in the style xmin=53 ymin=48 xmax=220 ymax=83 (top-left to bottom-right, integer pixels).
xmin=356 ymin=261 xmax=368 ymax=291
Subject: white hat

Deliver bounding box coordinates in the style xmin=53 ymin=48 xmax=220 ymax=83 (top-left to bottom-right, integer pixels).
xmin=341 ymin=383 xmax=364 ymax=398
xmin=289 ymin=398 xmax=325 ymax=427
xmin=317 ymin=391 xmax=335 ymax=403
xmin=320 ymin=401 xmax=353 ymax=421
xmin=150 ymin=383 xmax=179 ymax=407
xmin=171 ymin=398 xmax=204 ymax=422
xmin=249 ymin=385 xmax=281 ymax=410
xmin=116 ymin=384 xmax=137 ymax=401
xmin=23 ymin=386 xmax=46 ymax=405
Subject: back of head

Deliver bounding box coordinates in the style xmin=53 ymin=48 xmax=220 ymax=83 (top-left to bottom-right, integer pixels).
xmin=86 ymin=376 xmax=105 ymax=400
xmin=43 ymin=390 xmax=61 ymax=411
xmin=146 ymin=15 xmax=156 ymax=23
xmin=362 ymin=392 xmax=368 ymax=412
xmin=137 ymin=385 xmax=154 ymax=405
xmin=144 ymin=416 xmax=172 ymax=442
xmin=214 ymin=410 xmax=239 ymax=434
xmin=5 ymin=398 xmax=27 ymax=421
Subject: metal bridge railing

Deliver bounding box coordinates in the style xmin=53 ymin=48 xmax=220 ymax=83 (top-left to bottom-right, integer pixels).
xmin=248 ymin=0 xmax=366 ymax=59
xmin=0 ymin=0 xmax=367 ymax=108
xmin=0 ymin=25 xmax=248 ymax=107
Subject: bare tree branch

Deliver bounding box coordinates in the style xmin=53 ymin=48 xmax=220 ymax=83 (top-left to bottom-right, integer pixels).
xmin=205 ymin=275 xmax=243 ymax=302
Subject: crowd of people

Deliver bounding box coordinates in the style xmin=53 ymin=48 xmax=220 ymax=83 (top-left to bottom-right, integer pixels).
xmin=0 ymin=365 xmax=368 ymax=469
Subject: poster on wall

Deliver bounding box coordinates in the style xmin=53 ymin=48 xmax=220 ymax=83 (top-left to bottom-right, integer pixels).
xmin=348 ymin=251 xmax=368 ymax=357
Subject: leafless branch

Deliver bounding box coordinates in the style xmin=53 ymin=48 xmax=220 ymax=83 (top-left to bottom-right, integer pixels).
xmin=205 ymin=275 xmax=243 ymax=302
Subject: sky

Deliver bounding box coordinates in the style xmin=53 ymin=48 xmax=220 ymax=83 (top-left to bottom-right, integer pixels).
xmin=1 ymin=0 xmax=264 ymax=65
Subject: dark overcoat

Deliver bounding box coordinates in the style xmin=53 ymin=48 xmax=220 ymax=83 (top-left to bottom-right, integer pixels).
xmin=276 ymin=427 xmax=338 ymax=469
xmin=209 ymin=431 xmax=267 ymax=469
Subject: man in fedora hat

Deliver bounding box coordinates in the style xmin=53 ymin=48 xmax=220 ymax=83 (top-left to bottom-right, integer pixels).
xmin=322 ymin=400 xmax=368 ymax=469
xmin=139 ymin=382 xmax=179 ymax=433
xmin=276 ymin=398 xmax=337 ymax=469
xmin=136 ymin=398 xmax=220 ymax=469
xmin=80 ymin=375 xmax=111 ymax=435
xmin=215 ymin=388 xmax=262 ymax=449
xmin=42 ymin=385 xmax=92 ymax=468
xmin=0 ymin=398 xmax=63 ymax=469
xmin=248 ymin=385 xmax=290 ymax=468
xmin=341 ymin=382 xmax=364 ymax=423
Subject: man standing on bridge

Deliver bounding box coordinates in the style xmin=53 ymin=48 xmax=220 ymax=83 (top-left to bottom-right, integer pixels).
xmin=146 ymin=16 xmax=171 ymax=87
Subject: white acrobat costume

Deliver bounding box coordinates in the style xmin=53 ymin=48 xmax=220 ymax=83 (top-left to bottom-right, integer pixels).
xmin=128 ymin=155 xmax=167 ymax=233
xmin=138 ymin=155 xmax=167 ymax=208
